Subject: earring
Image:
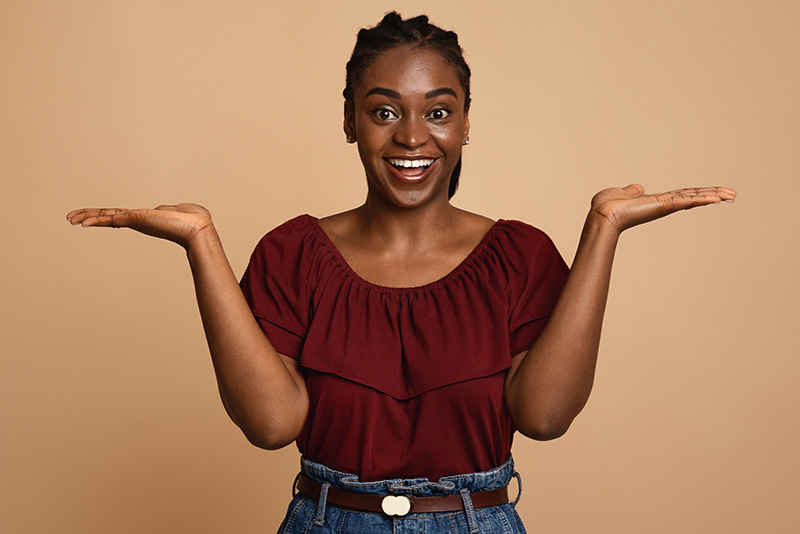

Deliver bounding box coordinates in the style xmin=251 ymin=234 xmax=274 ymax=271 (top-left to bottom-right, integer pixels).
xmin=463 ymin=138 xmax=470 ymax=145
xmin=346 ymin=135 xmax=355 ymax=144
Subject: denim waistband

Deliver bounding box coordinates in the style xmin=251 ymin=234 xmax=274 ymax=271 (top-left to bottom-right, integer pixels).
xmin=300 ymin=455 xmax=518 ymax=498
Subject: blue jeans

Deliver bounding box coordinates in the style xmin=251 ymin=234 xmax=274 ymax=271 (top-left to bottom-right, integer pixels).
xmin=277 ymin=456 xmax=525 ymax=533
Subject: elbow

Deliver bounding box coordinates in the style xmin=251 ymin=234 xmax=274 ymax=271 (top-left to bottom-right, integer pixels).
xmin=240 ymin=418 xmax=303 ymax=450
xmin=235 ymin=409 xmax=307 ymax=451
xmin=513 ymin=413 xmax=574 ymax=441
xmin=222 ymin=394 xmax=308 ymax=451
xmin=243 ymin=429 xmax=296 ymax=450
xmin=518 ymin=422 xmax=571 ymax=441
xmin=505 ymin=387 xmax=588 ymax=441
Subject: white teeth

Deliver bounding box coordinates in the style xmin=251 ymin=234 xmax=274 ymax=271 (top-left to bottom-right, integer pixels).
xmin=387 ymin=158 xmax=435 ymax=168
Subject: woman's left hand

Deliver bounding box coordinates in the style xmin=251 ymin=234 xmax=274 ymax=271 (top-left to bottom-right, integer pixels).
xmin=506 ymin=183 xmax=736 ymax=439
xmin=590 ymin=184 xmax=737 ymax=234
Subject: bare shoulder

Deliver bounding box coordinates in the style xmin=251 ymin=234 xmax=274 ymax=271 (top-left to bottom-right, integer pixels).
xmin=455 ymin=208 xmax=495 ymax=228
xmin=316 ymin=209 xmax=360 ymax=242
xmin=452 ymin=208 xmax=496 ymax=244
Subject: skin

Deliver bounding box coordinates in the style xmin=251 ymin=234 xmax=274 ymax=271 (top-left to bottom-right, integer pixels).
xmin=66 ymin=45 xmax=737 ymax=448
xmin=326 ymin=46 xmax=490 ymax=287
xmin=66 ymin=203 xmax=309 ymax=450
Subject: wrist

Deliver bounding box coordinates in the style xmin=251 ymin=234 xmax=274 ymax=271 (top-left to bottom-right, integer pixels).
xmin=185 ymin=223 xmax=223 ymax=260
xmin=584 ymin=209 xmax=623 ymax=241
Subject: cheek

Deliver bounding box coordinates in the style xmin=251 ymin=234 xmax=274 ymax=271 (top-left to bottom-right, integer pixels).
xmin=357 ymin=120 xmax=391 ymax=147
xmin=432 ymin=124 xmax=464 ymax=148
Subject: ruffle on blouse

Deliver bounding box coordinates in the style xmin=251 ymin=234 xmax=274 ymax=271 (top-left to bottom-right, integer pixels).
xmin=240 ymin=215 xmax=567 ymax=401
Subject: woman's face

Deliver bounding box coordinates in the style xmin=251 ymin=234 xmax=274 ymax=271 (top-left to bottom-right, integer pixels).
xmin=345 ymin=46 xmax=469 ymax=209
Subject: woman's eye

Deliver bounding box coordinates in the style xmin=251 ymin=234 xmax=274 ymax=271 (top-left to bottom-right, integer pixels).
xmin=428 ymin=108 xmax=451 ymax=120
xmin=374 ymin=109 xmax=398 ymax=121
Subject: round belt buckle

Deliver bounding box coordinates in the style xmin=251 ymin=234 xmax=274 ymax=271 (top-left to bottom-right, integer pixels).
xmin=381 ymin=495 xmax=412 ymax=517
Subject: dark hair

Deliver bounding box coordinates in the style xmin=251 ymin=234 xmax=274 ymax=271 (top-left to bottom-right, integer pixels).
xmin=344 ymin=12 xmax=471 ymax=199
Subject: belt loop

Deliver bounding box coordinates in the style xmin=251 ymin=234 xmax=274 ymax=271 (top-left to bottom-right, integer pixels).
xmin=292 ymin=472 xmax=301 ymax=498
xmin=314 ymin=482 xmax=331 ymax=526
xmin=459 ymin=489 xmax=480 ymax=533
xmin=511 ymin=470 xmax=522 ymax=507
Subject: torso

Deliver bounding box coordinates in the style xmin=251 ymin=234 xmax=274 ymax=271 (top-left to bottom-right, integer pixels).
xmin=240 ymin=213 xmax=569 ymax=480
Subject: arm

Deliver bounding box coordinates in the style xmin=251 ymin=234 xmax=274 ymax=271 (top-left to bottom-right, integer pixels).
xmin=66 ymin=204 xmax=308 ymax=449
xmin=504 ymin=184 xmax=736 ymax=440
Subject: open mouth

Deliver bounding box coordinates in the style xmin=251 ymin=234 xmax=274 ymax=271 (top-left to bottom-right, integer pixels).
xmin=386 ymin=158 xmax=436 ymax=179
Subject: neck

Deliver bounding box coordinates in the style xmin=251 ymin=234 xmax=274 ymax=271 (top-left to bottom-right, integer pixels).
xmin=355 ymin=195 xmax=458 ymax=249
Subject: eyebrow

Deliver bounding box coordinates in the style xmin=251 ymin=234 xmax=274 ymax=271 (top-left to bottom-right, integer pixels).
xmin=365 ymin=87 xmax=401 ymax=99
xmin=425 ymin=88 xmax=457 ymax=99
xmin=364 ymin=87 xmax=458 ymax=99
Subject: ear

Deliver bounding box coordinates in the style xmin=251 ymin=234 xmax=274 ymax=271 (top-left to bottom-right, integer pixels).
xmin=343 ymin=101 xmax=356 ymax=143
xmin=463 ymin=111 xmax=470 ymax=142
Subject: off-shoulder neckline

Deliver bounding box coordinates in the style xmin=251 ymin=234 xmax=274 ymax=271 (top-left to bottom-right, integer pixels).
xmin=301 ymin=214 xmax=506 ymax=294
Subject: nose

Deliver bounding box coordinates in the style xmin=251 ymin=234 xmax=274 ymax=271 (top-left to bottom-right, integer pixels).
xmin=392 ymin=115 xmax=429 ymax=149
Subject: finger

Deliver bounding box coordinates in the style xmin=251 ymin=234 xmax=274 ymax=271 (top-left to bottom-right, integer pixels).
xmin=66 ymin=208 xmax=86 ymax=221
xmin=75 ymin=208 xmax=134 ymax=228
xmin=67 ymin=208 xmax=120 ymax=226
xmin=669 ymin=186 xmax=736 ymax=199
xmin=652 ymin=190 xmax=736 ymax=215
xmin=623 ymin=183 xmax=645 ymax=195
xmin=715 ymin=186 xmax=737 ymax=202
xmin=658 ymin=193 xmax=721 ymax=211
xmin=66 ymin=208 xmax=106 ymax=224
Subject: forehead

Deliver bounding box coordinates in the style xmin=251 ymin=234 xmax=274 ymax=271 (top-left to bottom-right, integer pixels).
xmin=356 ymin=46 xmax=464 ymax=100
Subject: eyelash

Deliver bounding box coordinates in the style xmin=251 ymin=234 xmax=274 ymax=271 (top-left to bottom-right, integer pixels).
xmin=427 ymin=108 xmax=451 ymax=120
xmin=371 ymin=108 xmax=452 ymax=121
xmin=374 ymin=108 xmax=398 ymax=121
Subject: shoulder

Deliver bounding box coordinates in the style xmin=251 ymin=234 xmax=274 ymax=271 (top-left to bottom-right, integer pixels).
xmin=450 ymin=209 xmax=557 ymax=249
xmin=315 ymin=209 xmax=358 ymax=246
xmin=246 ymin=214 xmax=327 ymax=273
xmin=485 ymin=219 xmax=567 ymax=278
xmin=263 ymin=214 xmax=317 ymax=239
xmin=454 ymin=208 xmax=495 ymax=237
xmin=452 ymin=207 xmax=495 ymax=226
xmin=242 ymin=214 xmax=338 ymax=299
xmin=486 ymin=218 xmax=559 ymax=254
xmin=495 ymin=219 xmax=556 ymax=244
xmin=252 ymin=214 xmax=318 ymax=250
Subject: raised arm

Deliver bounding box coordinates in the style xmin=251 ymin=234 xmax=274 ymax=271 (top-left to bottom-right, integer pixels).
xmin=66 ymin=205 xmax=308 ymax=449
xmin=504 ymin=184 xmax=736 ymax=440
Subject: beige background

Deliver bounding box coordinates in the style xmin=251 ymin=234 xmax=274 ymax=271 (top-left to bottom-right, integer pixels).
xmin=2 ymin=1 xmax=798 ymax=532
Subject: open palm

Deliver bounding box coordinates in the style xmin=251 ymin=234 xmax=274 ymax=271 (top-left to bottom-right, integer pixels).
xmin=66 ymin=203 xmax=214 ymax=249
xmin=590 ymin=184 xmax=737 ymax=233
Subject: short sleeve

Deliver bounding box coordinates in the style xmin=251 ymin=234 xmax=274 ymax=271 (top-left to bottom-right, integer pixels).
xmin=239 ymin=216 xmax=316 ymax=359
xmin=501 ymin=221 xmax=569 ymax=356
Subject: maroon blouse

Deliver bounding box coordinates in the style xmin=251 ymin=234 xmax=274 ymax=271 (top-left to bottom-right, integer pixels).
xmin=240 ymin=215 xmax=568 ymax=481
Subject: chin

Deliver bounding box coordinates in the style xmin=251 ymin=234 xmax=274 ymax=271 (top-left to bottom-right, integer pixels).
xmin=382 ymin=185 xmax=448 ymax=210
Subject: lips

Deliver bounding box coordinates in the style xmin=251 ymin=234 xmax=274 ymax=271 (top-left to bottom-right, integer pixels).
xmin=386 ymin=158 xmax=436 ymax=169
xmin=384 ymin=157 xmax=439 ymax=183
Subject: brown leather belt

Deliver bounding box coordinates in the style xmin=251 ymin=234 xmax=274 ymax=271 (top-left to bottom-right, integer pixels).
xmin=296 ymin=474 xmax=509 ymax=517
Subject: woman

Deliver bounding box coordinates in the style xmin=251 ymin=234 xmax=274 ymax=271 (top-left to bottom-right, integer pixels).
xmin=67 ymin=12 xmax=735 ymax=534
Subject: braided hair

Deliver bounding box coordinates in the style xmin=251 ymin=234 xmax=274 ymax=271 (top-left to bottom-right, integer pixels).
xmin=344 ymin=12 xmax=471 ymax=198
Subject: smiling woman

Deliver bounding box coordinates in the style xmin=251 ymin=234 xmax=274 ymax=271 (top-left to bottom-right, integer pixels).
xmin=65 ymin=10 xmax=736 ymax=534
xmin=344 ymin=45 xmax=469 ymax=210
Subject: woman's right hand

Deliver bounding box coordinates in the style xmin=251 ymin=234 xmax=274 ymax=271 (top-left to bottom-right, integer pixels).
xmin=66 ymin=202 xmax=309 ymax=447
xmin=66 ymin=203 xmax=214 ymax=250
